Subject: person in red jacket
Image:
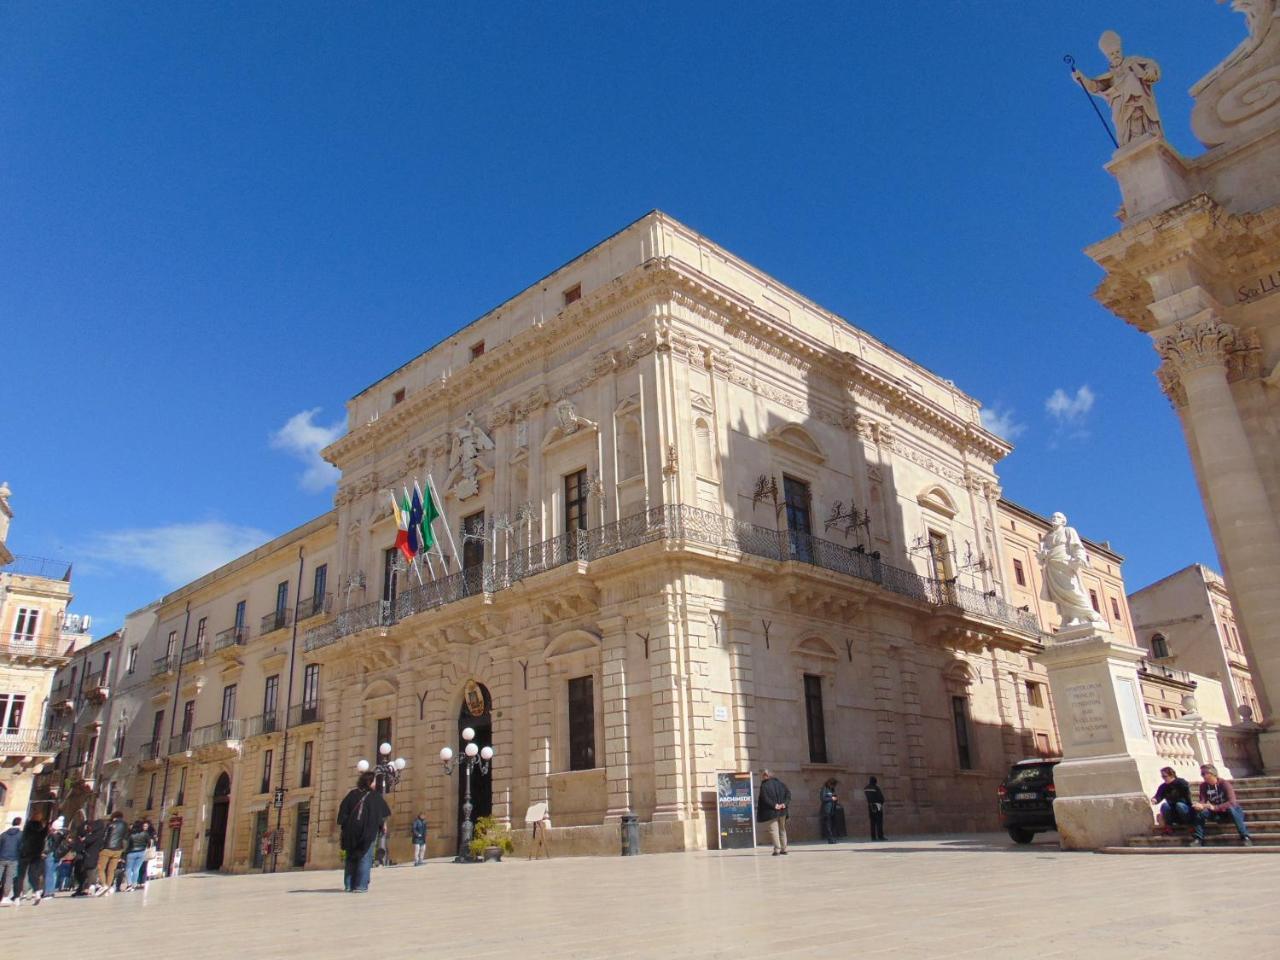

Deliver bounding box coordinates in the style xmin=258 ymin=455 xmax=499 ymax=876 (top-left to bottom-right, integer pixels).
xmin=1191 ymin=764 xmax=1252 ymax=847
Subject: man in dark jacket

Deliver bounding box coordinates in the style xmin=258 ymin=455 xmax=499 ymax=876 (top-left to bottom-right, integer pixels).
xmin=0 ymin=816 xmax=22 ymax=903
xmin=337 ymin=772 xmax=391 ymax=892
xmin=864 ymin=776 xmax=886 ymax=841
xmin=74 ymin=816 xmax=106 ymax=896
xmin=411 ymin=814 xmax=428 ymax=866
xmin=1192 ymin=763 xmax=1251 ymax=846
xmin=100 ymin=812 xmax=128 ymax=893
xmin=14 ymin=815 xmax=48 ymax=902
xmin=1151 ymin=766 xmax=1193 ymax=833
xmin=756 ymin=769 xmax=791 ymax=856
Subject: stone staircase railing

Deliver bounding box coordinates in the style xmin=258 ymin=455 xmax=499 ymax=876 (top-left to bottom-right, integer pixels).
xmin=1149 ymin=715 xmax=1262 ymax=780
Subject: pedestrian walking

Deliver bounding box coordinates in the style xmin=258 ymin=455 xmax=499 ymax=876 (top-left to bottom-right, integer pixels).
xmin=336 ymin=771 xmax=391 ymax=893
xmin=756 ymin=769 xmax=791 ymax=856
xmin=0 ymin=816 xmax=23 ymax=905
xmin=74 ymin=815 xmax=106 ymax=896
xmin=124 ymin=820 xmax=152 ymax=890
xmin=100 ymin=811 xmax=128 ymax=893
xmin=42 ymin=817 xmax=66 ymax=899
xmin=411 ymin=813 xmax=428 ymax=865
xmin=14 ymin=814 xmax=48 ymax=903
xmin=820 ymin=778 xmax=840 ymax=844
xmin=864 ymin=776 xmax=887 ymax=841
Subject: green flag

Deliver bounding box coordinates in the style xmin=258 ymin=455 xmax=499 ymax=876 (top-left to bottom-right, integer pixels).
xmin=416 ymin=480 xmax=439 ymax=551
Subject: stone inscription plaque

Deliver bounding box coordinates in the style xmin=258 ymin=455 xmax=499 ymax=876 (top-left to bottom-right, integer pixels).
xmin=1064 ymin=681 xmax=1110 ymax=745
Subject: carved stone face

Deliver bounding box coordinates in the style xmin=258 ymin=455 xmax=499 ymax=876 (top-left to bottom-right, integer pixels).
xmin=1107 ymin=48 xmax=1123 ymax=68
xmin=1051 ymin=512 xmax=1067 ymax=528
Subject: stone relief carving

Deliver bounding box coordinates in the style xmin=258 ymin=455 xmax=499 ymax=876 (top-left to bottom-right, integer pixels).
xmin=1155 ymin=315 xmax=1240 ymax=374
xmin=1072 ymin=30 xmax=1163 ymax=146
xmin=447 ymin=412 xmax=494 ymax=500
xmin=1191 ymin=0 xmax=1280 ymax=146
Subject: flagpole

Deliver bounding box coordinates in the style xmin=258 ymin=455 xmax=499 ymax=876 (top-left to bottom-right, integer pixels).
xmin=426 ymin=473 xmax=460 ymax=574
xmin=417 ymin=476 xmax=449 ymax=576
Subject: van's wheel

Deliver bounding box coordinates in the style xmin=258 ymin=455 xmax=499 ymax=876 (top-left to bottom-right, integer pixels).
xmin=1008 ymin=827 xmax=1035 ymax=845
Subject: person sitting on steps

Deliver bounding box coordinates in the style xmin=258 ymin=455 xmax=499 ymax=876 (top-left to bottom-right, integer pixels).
xmin=1191 ymin=763 xmax=1252 ymax=847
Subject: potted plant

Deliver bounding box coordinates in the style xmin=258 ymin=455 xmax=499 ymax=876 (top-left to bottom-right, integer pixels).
xmin=468 ymin=816 xmax=514 ymax=862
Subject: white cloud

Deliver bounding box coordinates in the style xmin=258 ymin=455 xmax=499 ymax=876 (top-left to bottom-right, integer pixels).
xmin=270 ymin=408 xmax=344 ymax=492
xmin=1045 ymin=385 xmax=1096 ymax=424
xmin=980 ymin=405 xmax=1025 ymax=441
xmin=81 ymin=521 xmax=271 ymax=587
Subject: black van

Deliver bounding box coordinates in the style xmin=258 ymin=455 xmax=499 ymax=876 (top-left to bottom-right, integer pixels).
xmin=997 ymin=758 xmax=1059 ymax=844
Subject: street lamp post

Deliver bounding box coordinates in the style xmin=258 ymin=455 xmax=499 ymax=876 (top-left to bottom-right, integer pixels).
xmin=440 ymin=726 xmax=493 ymax=862
xmin=357 ymin=742 xmax=407 ymax=794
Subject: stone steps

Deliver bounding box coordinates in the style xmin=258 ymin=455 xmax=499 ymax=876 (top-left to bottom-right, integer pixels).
xmin=1113 ymin=776 xmax=1280 ymax=854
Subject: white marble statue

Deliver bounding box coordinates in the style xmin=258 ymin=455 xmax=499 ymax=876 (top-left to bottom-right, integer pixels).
xmin=1072 ymin=30 xmax=1163 ymax=146
xmin=448 ymin=412 xmax=494 ymax=499
xmin=1037 ymin=512 xmax=1107 ymax=630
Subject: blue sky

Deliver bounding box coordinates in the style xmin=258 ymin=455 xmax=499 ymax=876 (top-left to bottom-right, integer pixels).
xmin=0 ymin=3 xmax=1245 ymax=633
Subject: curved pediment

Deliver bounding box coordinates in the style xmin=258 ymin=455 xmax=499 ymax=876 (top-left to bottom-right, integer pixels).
xmin=545 ymin=628 xmax=602 ymax=661
xmin=793 ymin=636 xmax=839 ymax=660
xmin=766 ymin=424 xmax=825 ymax=464
xmin=917 ymin=485 xmax=958 ymax=518
xmin=362 ymin=677 xmax=398 ymax=700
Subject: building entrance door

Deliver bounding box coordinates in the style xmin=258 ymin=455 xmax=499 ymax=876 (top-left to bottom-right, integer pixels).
xmin=205 ymin=772 xmax=232 ymax=871
xmin=456 ymin=681 xmax=493 ymax=848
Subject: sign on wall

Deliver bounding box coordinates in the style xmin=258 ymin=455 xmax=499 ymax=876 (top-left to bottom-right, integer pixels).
xmin=716 ymin=771 xmax=756 ymax=850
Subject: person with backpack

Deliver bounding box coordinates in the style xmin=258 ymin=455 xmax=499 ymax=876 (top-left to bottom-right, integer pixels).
xmin=336 ymin=771 xmax=390 ymax=893
xmin=0 ymin=816 xmax=22 ymax=904
xmin=411 ymin=813 xmax=428 ymax=866
xmin=124 ymin=820 xmax=152 ymax=890
xmin=100 ymin=811 xmax=128 ymax=893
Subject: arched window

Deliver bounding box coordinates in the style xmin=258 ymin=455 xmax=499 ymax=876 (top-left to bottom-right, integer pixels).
xmin=694 ymin=418 xmax=715 ymax=478
xmin=1150 ymin=633 xmax=1170 ymax=659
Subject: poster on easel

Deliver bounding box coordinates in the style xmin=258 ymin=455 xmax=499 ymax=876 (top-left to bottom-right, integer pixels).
xmin=715 ymin=771 xmax=756 ymax=849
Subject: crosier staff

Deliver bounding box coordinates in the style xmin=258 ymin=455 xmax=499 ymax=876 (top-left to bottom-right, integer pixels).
xmin=1064 ymin=54 xmax=1119 ymax=149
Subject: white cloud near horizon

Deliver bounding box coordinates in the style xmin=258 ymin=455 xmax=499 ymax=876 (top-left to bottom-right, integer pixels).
xmin=270 ymin=408 xmax=344 ymax=492
xmin=980 ymin=405 xmax=1026 ymax=441
xmin=81 ymin=521 xmax=272 ymax=587
xmin=1045 ymin=385 xmax=1095 ymax=424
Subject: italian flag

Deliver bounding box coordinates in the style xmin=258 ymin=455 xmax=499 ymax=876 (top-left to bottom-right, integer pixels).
xmin=390 ymin=491 xmax=413 ymax=561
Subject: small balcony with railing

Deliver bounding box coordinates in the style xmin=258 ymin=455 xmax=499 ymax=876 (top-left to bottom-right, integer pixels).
xmin=296 ymin=593 xmax=333 ymax=623
xmin=212 ymin=624 xmax=250 ymax=659
xmin=50 ymin=684 xmax=77 ymax=715
xmin=1 ymin=630 xmax=75 ymax=667
xmin=0 ymin=728 xmax=65 ymax=766
xmin=261 ymin=608 xmax=293 ymax=637
xmin=179 ymin=641 xmax=207 ymax=666
xmin=168 ymin=730 xmax=194 ymax=755
xmin=288 ymin=701 xmax=323 ymax=727
xmin=138 ymin=740 xmax=163 ymax=769
xmin=188 ymin=718 xmax=243 ymax=759
xmin=152 ymin=652 xmax=177 ymax=678
xmin=83 ymin=669 xmax=110 ymax=703
xmin=243 ymin=711 xmax=283 ymax=739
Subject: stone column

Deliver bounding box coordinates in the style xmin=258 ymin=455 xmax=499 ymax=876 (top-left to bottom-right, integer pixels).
xmin=868 ymin=639 xmax=904 ymax=798
xmin=599 ymin=615 xmax=632 ymax=821
xmin=727 ymin=614 xmax=759 ymax=769
xmin=649 ymin=605 xmax=687 ymax=821
xmin=1157 ymin=314 xmax=1280 ymax=763
xmin=488 ymin=650 xmax=514 ymax=827
xmin=526 ymin=656 xmax=551 ymax=809
xmin=1037 ymin=631 xmax=1161 ymax=849
xmin=892 ymin=646 xmax=931 ymax=809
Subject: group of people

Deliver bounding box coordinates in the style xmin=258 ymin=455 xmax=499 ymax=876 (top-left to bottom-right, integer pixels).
xmin=0 ymin=810 xmax=159 ymax=905
xmin=757 ymin=770 xmax=888 ymax=855
xmin=1151 ymin=763 xmax=1253 ymax=846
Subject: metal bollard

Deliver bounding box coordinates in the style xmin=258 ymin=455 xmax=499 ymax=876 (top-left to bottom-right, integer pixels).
xmin=620 ymin=814 xmax=640 ymax=856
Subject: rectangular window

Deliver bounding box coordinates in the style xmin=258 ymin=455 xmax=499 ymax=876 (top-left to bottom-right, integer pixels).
xmin=150 ymin=710 xmax=165 ymax=748
xmin=929 ymin=530 xmax=952 ymax=581
xmin=302 ymin=663 xmax=320 ymax=717
xmin=196 ymin=617 xmax=207 ymax=646
xmin=221 ymin=684 xmax=237 ymax=723
xmin=181 ymin=699 xmax=195 ymax=735
xmin=312 ymin=564 xmax=328 ymax=612
xmin=462 ymin=511 xmax=486 ymax=570
xmin=301 ymin=740 xmax=314 ymax=788
xmin=1025 ymin=681 xmax=1045 ymax=709
xmin=14 ymin=607 xmax=40 ymax=641
xmin=782 ymin=475 xmax=812 ymax=535
xmin=251 ymin=811 xmax=269 ymax=869
xmin=562 ymin=283 xmax=581 ymax=305
xmin=1012 ymin=558 xmax=1026 ymax=587
xmin=470 ymin=341 xmax=485 ymax=361
xmin=0 ymin=694 xmax=25 ymax=733
xmin=1034 ymin=732 xmax=1052 ymax=757
xmin=127 ymin=645 xmax=139 ymax=675
xmin=293 ymin=802 xmax=311 ymax=867
xmin=567 ymin=675 xmax=595 ymax=771
xmin=1089 ymin=589 xmax=1100 ymax=613
xmin=952 ymin=696 xmax=973 ymax=770
xmin=146 ymin=773 xmax=156 ymax=810
xmin=100 ymin=650 xmax=111 ymax=682
xmin=176 ymin=765 xmax=187 ymax=806
xmin=383 ymin=547 xmax=400 ymax=603
xmin=263 ymin=675 xmax=279 ymax=722
xmin=376 ymin=717 xmax=392 ymax=759
xmin=564 ymin=471 xmax=588 ymax=535
xmin=261 ymin=749 xmax=273 ymax=794
xmin=234 ymin=600 xmax=247 ymax=630
xmin=112 ymin=722 xmax=126 ymax=759
xmin=166 ymin=630 xmax=177 ymax=659
xmin=1110 ymin=597 xmax=1122 ymax=622
xmin=804 ymin=674 xmax=828 ymax=764
xmin=392 ymin=387 xmax=406 ymax=406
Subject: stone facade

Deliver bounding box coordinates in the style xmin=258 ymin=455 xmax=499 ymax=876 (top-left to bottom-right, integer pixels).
xmin=1129 ymin=563 xmax=1264 ymax=726
xmin=1083 ymin=8 xmax=1280 ymax=765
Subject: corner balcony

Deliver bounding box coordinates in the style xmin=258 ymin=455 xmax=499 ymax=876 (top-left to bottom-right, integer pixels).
xmin=0 ymin=729 xmax=65 ymax=768
xmin=305 ymin=504 xmax=1045 ymax=654
xmin=0 ymin=632 xmax=73 ymax=667
xmin=261 ymin=608 xmax=293 ymax=636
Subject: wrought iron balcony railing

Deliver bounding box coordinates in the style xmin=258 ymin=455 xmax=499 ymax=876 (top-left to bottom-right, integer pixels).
xmin=139 ymin=740 xmax=161 ymax=762
xmin=0 ymin=729 xmax=64 ymax=757
xmin=296 ymin=594 xmax=333 ymax=621
xmin=189 ymin=718 xmax=243 ymax=749
xmin=180 ymin=641 xmax=206 ymax=665
xmin=0 ymin=633 xmax=74 ymax=661
xmin=168 ymin=730 xmax=193 ymax=754
xmin=0 ymin=555 xmax=72 ymax=580
xmin=306 ymin=504 xmax=1045 ymax=652
xmin=213 ymin=625 xmax=249 ymax=653
xmin=152 ymin=653 xmax=176 ymax=677
xmin=243 ymin=711 xmax=282 ymax=738
xmin=261 ymin=608 xmax=293 ymax=635
xmin=288 ymin=701 xmax=323 ymax=726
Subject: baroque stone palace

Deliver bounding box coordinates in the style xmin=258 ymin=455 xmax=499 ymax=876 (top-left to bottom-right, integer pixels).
xmin=1082 ymin=4 xmax=1280 ymax=766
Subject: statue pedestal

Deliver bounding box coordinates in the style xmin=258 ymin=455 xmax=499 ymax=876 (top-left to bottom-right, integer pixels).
xmin=1105 ymin=136 xmax=1194 ymax=223
xmin=1037 ymin=629 xmax=1162 ymax=850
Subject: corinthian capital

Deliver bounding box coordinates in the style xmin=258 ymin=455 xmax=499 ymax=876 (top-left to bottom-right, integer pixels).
xmin=1154 ymin=315 xmax=1239 ymax=376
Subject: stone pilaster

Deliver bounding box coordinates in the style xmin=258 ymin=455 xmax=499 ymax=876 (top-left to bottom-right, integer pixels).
xmin=868 ymin=640 xmax=903 ymax=794
xmin=599 ymin=615 xmax=632 ymax=820
xmin=487 ymin=650 xmax=514 ymax=827
xmin=727 ymin=614 xmax=759 ymax=769
xmin=526 ymin=656 xmax=551 ymax=808
xmin=892 ymin=646 xmax=930 ymax=808
xmin=649 ymin=603 xmax=688 ymax=820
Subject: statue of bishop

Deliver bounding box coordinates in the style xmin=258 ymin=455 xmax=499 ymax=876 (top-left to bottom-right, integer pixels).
xmin=1072 ymin=30 xmax=1163 ymax=146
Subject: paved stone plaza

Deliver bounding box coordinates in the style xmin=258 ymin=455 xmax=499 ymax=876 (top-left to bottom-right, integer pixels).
xmin=5 ymin=837 xmax=1278 ymax=957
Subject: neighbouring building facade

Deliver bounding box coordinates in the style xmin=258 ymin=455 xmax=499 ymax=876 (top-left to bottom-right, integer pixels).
xmin=1129 ymin=564 xmax=1264 ymax=727
xmin=1084 ymin=7 xmax=1280 ymax=766
xmin=0 ymin=483 xmax=94 ymax=824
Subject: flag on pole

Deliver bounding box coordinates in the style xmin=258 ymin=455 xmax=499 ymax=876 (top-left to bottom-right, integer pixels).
xmin=397 ymin=487 xmax=416 ymax=561
xmin=390 ymin=492 xmax=412 ymax=560
xmin=416 ymin=480 xmax=439 ymax=551
xmin=408 ymin=485 xmax=424 ymax=556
